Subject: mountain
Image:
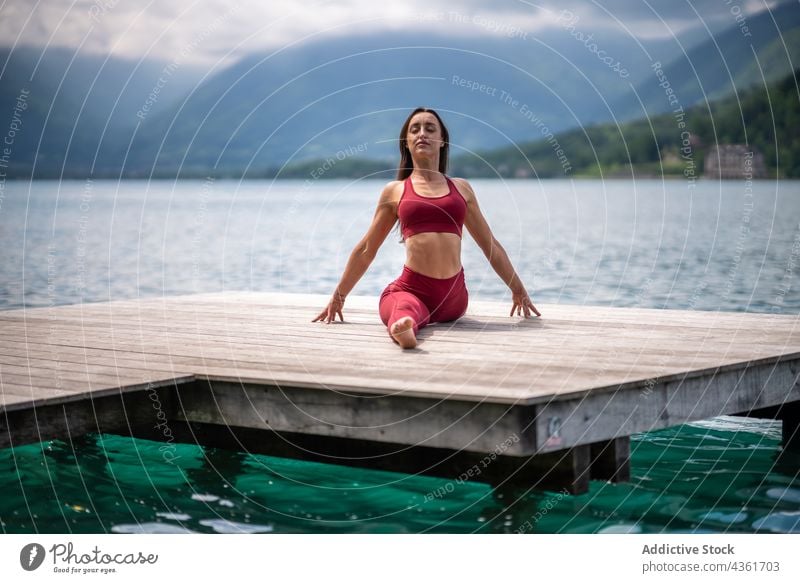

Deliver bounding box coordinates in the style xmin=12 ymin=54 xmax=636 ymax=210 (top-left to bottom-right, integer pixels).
xmin=454 ymin=68 xmax=800 ymax=178
xmin=117 ymin=30 xmax=675 ymax=178
xmin=0 ymin=28 xmax=681 ymax=178
xmin=619 ymin=1 xmax=800 ymax=119
xmin=0 ymin=45 xmax=207 ymax=177
xmin=1 ymin=2 xmax=797 ymax=179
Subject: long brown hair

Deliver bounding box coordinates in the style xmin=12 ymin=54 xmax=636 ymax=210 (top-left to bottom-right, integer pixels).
xmin=396 ymin=107 xmax=450 ymax=180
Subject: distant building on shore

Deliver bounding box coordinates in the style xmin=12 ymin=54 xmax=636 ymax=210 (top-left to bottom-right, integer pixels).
xmin=704 ymin=144 xmax=767 ymax=179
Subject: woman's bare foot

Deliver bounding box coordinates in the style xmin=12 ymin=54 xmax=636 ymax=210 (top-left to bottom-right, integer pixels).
xmin=389 ymin=316 xmax=417 ymax=349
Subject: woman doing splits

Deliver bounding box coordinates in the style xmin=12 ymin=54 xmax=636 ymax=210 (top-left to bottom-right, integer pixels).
xmin=313 ymin=107 xmax=540 ymax=348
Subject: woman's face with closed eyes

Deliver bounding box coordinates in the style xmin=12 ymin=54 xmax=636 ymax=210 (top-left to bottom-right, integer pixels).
xmin=406 ymin=112 xmax=443 ymax=157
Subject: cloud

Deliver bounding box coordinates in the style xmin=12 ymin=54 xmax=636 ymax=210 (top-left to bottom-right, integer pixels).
xmin=0 ymin=0 xmax=789 ymax=67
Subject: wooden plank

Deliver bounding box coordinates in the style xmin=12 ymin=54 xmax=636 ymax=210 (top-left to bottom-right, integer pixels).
xmin=5 ymin=313 xmax=795 ymax=368
xmin=2 ymin=313 xmax=798 ymax=406
xmin=0 ymin=375 xmax=194 ymax=413
xmin=1 ymin=382 xmax=76 ymax=399
xmin=0 ymin=362 xmax=177 ymax=391
xmin=5 ymin=297 xmax=798 ymax=338
xmin=6 ymin=303 xmax=798 ymax=340
xmin=5 ymin=319 xmax=796 ymax=358
xmin=2 ymin=334 xmax=792 ymax=407
xmin=4 ymin=312 xmax=798 ymax=362
xmin=1 ymin=333 xmax=793 ymax=385
xmin=0 ymin=293 xmax=785 ymax=337
xmin=0 ymin=393 xmax=31 ymax=409
xmin=4 ymin=304 xmax=798 ymax=350
xmin=0 ymin=352 xmax=191 ymax=379
xmin=0 ymin=371 xmax=113 ymax=392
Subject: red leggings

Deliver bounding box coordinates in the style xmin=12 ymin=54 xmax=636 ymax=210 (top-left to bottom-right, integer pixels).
xmin=379 ymin=265 xmax=469 ymax=338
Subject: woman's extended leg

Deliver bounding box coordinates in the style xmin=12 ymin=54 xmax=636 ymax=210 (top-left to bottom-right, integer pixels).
xmin=379 ymin=290 xmax=430 ymax=349
xmin=428 ymin=270 xmax=468 ymax=323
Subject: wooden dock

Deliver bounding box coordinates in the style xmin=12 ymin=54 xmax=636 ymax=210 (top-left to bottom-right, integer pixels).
xmin=1 ymin=292 xmax=799 ymax=494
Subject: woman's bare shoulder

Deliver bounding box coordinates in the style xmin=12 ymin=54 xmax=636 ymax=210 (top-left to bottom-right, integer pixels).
xmin=449 ymin=177 xmax=476 ymax=202
xmin=380 ymin=180 xmax=404 ymax=203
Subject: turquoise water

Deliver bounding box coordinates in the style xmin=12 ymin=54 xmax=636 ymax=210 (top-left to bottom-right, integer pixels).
xmin=1 ymin=178 xmax=799 ymax=533
xmin=1 ymin=419 xmax=798 ymax=534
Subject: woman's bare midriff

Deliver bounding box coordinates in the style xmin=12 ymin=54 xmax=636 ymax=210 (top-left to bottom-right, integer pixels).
xmin=403 ymin=232 xmax=462 ymax=278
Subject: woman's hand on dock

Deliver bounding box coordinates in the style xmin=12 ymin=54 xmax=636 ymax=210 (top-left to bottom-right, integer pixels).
xmin=312 ymin=291 xmax=346 ymax=324
xmin=510 ymin=288 xmax=541 ymax=318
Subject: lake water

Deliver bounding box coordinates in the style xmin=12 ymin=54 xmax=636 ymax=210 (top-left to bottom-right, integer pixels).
xmin=1 ymin=178 xmax=799 ymax=533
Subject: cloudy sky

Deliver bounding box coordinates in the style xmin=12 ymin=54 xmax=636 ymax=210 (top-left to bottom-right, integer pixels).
xmin=0 ymin=0 xmax=786 ymax=68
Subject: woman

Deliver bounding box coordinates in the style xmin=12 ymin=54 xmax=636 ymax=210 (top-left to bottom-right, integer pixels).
xmin=313 ymin=107 xmax=540 ymax=348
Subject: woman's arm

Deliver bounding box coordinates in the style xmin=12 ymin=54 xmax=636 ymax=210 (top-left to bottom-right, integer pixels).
xmin=312 ymin=181 xmax=399 ymax=323
xmin=457 ymin=178 xmax=541 ymax=318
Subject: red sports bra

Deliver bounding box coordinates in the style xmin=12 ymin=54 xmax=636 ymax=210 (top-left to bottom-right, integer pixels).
xmin=398 ymin=175 xmax=468 ymax=239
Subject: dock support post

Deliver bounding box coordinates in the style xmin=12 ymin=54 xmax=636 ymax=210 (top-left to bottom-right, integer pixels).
xmin=489 ymin=445 xmax=591 ymax=495
xmin=779 ymin=402 xmax=800 ymax=452
xmin=589 ymin=437 xmax=631 ymax=482
xmin=540 ymin=445 xmax=591 ymax=494
xmin=737 ymin=400 xmax=800 ymax=452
